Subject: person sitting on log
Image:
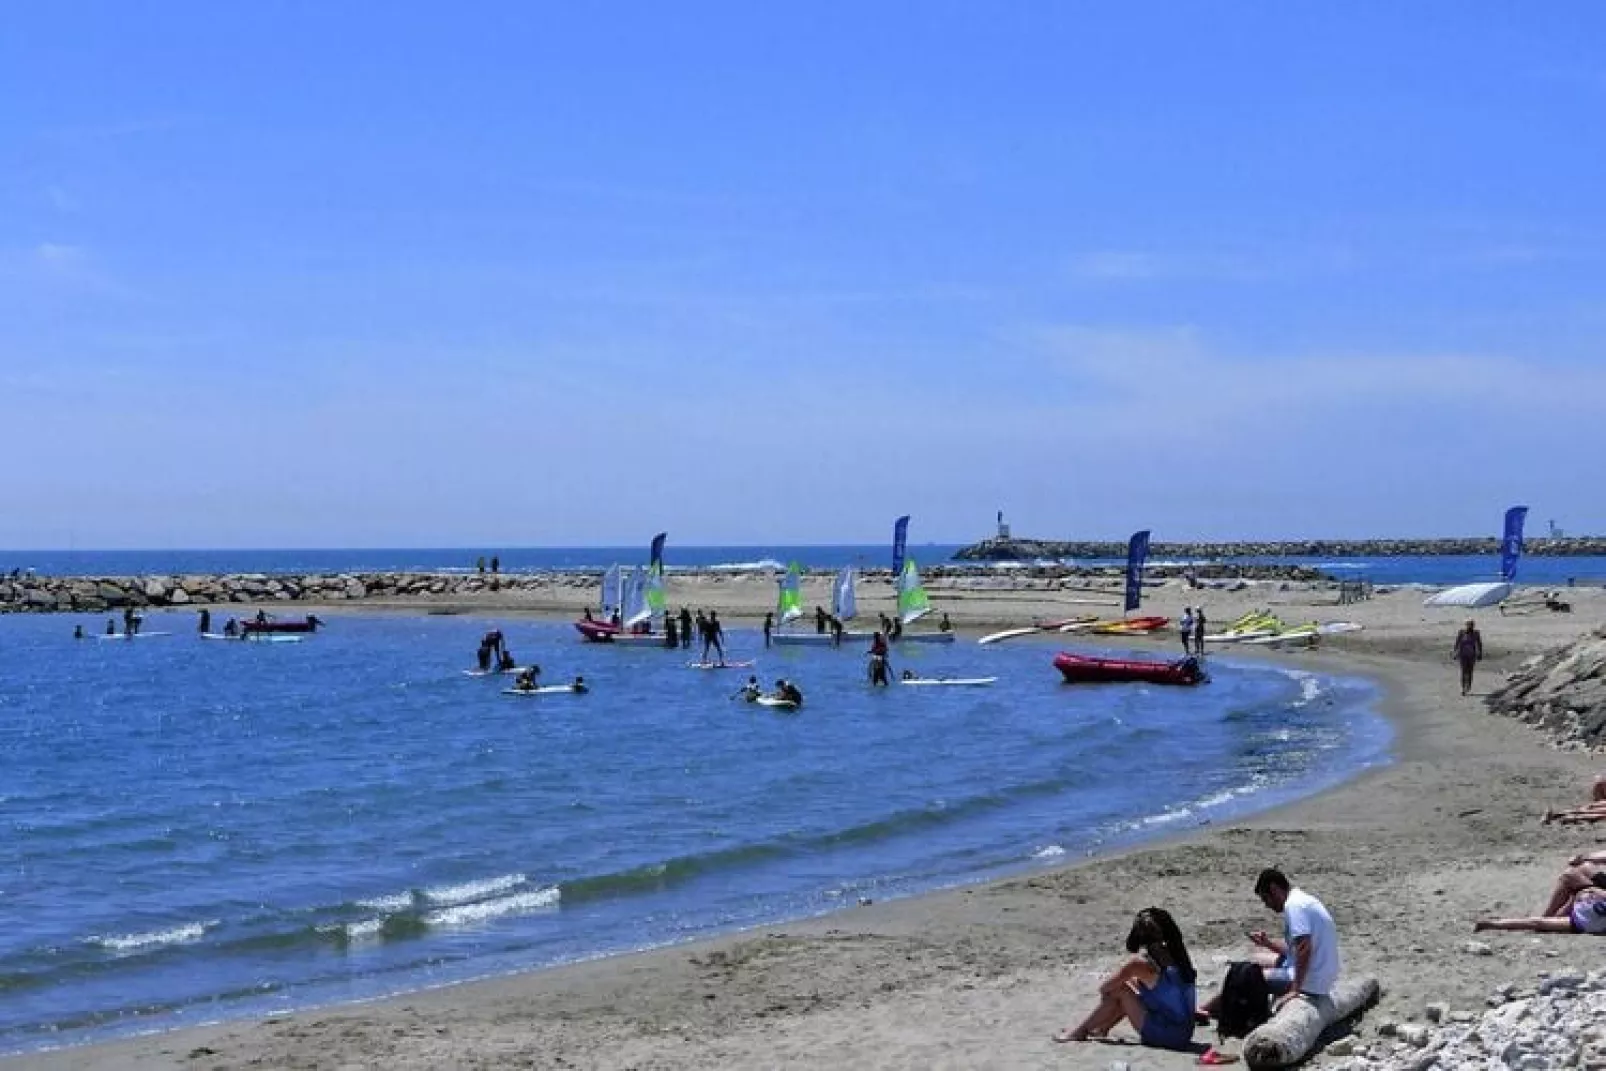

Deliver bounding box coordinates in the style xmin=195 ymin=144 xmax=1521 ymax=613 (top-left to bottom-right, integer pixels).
xmin=1052 ymin=907 xmax=1198 ymax=1050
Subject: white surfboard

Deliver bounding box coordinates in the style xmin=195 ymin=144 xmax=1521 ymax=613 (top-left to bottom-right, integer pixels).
xmin=978 ymin=627 xmax=1040 ymax=646
xmin=687 ymin=660 xmax=757 ymax=670
xmin=755 ymin=696 xmax=799 ymax=710
xmin=97 ymin=631 xmax=172 ymax=640
xmin=502 ymin=685 xmax=585 ymax=696
xmin=463 ymin=667 xmax=524 ymax=677
xmin=899 ymin=676 xmax=997 ymax=687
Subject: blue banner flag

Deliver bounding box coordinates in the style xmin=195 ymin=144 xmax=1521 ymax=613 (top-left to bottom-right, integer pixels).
xmin=649 ymin=532 xmax=667 ymax=571
xmin=1499 ymin=507 xmax=1527 ymax=583
xmin=891 ymin=515 xmax=911 ymax=579
xmin=1123 ymin=530 xmax=1151 ymax=613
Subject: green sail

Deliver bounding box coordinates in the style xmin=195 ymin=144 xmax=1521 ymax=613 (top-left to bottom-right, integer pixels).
xmin=645 ymin=561 xmax=667 ymax=618
xmin=897 ymin=558 xmax=931 ymax=624
xmin=777 ymin=562 xmax=805 ymax=623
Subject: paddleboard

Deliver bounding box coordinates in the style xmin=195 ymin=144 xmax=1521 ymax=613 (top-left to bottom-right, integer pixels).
xmin=687 ymin=660 xmax=756 ymax=670
xmin=1317 ymin=622 xmax=1363 ymax=635
xmin=1243 ymin=630 xmax=1319 ymax=647
xmin=96 ymin=631 xmax=172 ymax=640
xmin=978 ymin=627 xmax=1040 ymax=646
xmin=899 ymin=677 xmax=998 ymax=687
xmin=755 ymin=696 xmax=799 ymax=710
xmin=462 ymin=667 xmax=524 ymax=677
xmin=502 ymin=686 xmax=585 ymax=696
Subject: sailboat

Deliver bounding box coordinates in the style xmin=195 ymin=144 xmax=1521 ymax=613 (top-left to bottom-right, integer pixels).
xmin=771 ymin=563 xmax=867 ymax=646
xmin=892 ymin=556 xmax=954 ymax=644
xmin=575 ymin=534 xmax=670 ymax=644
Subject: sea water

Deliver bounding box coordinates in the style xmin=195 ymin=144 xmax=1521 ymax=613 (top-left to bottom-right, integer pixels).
xmin=5 ymin=547 xmax=1606 ymax=586
xmin=0 ymin=614 xmax=1388 ymax=1053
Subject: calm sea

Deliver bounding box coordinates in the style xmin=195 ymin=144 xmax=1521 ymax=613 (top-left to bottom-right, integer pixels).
xmin=4 ymin=546 xmax=1605 ymax=586
xmin=0 ymin=614 xmax=1388 ymax=1054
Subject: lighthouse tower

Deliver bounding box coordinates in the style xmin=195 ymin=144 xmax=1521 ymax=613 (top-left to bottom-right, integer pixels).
xmin=996 ymin=510 xmax=1010 ymax=540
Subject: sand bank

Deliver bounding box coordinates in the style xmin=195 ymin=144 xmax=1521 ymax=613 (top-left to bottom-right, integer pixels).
xmin=11 ymin=584 xmax=1606 ymax=1070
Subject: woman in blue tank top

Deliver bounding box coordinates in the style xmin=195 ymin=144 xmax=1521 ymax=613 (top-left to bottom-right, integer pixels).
xmin=1053 ymin=907 xmax=1199 ymax=1050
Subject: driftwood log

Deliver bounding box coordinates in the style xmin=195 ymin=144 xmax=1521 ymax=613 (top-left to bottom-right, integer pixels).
xmin=1243 ymin=975 xmax=1381 ymax=1069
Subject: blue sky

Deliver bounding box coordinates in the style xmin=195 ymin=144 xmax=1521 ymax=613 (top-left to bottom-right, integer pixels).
xmin=3 ymin=3 xmax=1603 ymax=547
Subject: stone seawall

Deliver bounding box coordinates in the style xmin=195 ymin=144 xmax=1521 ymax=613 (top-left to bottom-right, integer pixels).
xmin=0 ymin=572 xmax=567 ymax=615
xmin=0 ymin=561 xmax=1328 ymax=615
xmin=953 ymin=536 xmax=1606 ymax=561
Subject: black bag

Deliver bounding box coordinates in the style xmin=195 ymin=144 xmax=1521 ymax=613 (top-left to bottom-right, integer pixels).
xmin=1216 ymin=961 xmax=1272 ymax=1039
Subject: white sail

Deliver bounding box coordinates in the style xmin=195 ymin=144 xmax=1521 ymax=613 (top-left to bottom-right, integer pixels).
xmin=832 ymin=566 xmax=857 ymax=621
xmin=599 ymin=564 xmax=622 ymax=615
xmin=622 ymin=566 xmax=651 ymax=627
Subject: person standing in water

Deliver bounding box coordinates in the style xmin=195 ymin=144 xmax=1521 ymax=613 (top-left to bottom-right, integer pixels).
xmin=1179 ymin=608 xmax=1195 ymax=657
xmin=1454 ymin=619 xmax=1484 ymax=696
xmin=703 ymin=610 xmax=726 ymax=665
xmin=198 ymin=608 xmax=212 ymax=635
xmin=1192 ymin=607 xmax=1207 ymax=657
xmin=679 ymin=607 xmax=694 ymax=649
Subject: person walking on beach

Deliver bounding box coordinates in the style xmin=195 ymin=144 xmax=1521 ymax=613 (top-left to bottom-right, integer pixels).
xmin=1193 ymin=608 xmax=1207 ymax=657
xmin=1179 ymin=608 xmax=1195 ymax=657
xmin=490 ymin=555 xmax=500 ymax=575
xmin=1454 ymin=619 xmax=1483 ymax=696
xmin=815 ymin=605 xmax=828 ymax=634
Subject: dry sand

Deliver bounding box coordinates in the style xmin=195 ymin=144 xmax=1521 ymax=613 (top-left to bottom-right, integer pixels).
xmin=11 ymin=579 xmax=1606 ymax=1070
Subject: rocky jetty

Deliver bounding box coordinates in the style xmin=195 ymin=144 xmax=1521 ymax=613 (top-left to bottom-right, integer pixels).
xmin=952 ymin=536 xmax=1606 ymax=561
xmin=1486 ymin=625 xmax=1606 ymax=749
xmin=1340 ymin=969 xmax=1606 ymax=1070
xmin=0 ymin=572 xmax=574 ymax=615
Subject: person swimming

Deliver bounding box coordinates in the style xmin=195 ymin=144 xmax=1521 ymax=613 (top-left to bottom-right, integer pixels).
xmin=738 ymin=675 xmax=762 ymax=702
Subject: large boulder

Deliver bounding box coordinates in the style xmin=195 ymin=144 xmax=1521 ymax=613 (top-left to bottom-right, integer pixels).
xmin=1487 ymin=626 xmax=1606 ymax=748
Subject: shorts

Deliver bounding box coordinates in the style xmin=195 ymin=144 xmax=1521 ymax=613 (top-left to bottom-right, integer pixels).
xmin=1263 ymin=966 xmax=1294 ymax=995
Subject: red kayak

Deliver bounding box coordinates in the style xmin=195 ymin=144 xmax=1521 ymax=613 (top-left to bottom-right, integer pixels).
xmin=242 ymin=615 xmax=322 ymax=634
xmin=1053 ymin=652 xmax=1205 ymax=686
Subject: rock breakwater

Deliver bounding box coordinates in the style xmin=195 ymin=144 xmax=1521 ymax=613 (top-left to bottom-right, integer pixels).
xmin=0 ymin=572 xmax=572 ymax=615
xmin=953 ymin=536 xmax=1606 ymax=561
xmin=1486 ymin=626 xmax=1606 ymax=750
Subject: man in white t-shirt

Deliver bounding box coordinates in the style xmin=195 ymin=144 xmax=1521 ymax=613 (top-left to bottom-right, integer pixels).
xmin=1251 ymin=867 xmax=1341 ymax=1008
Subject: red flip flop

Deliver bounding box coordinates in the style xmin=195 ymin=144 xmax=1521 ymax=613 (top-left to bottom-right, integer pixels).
xmin=1199 ymin=1047 xmax=1239 ymax=1065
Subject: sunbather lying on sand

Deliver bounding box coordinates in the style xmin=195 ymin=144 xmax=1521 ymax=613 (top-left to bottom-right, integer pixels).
xmin=1475 ymin=886 xmax=1606 ymax=935
xmin=1540 ymin=775 xmax=1606 ymax=824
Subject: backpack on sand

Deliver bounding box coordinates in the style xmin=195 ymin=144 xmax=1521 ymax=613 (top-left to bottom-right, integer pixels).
xmin=1216 ymin=961 xmax=1272 ymax=1039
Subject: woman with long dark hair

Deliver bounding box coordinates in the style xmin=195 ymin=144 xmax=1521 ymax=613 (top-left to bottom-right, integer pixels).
xmin=1053 ymin=907 xmax=1199 ymax=1050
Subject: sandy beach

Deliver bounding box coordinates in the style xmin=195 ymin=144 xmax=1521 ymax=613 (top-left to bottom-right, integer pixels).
xmin=10 ymin=577 xmax=1606 ymax=1070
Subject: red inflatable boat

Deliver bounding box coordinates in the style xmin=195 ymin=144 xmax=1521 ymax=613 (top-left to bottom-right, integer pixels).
xmin=573 ymin=619 xmax=664 ymax=645
xmin=242 ymin=615 xmax=322 ymax=635
xmin=1053 ymin=652 xmax=1206 ymax=686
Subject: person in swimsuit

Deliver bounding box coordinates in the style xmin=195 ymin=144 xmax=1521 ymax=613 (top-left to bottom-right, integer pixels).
xmin=1475 ymin=882 xmax=1606 ymax=935
xmin=1054 ymin=907 xmax=1198 ymax=1050
xmin=868 ymin=653 xmax=891 ymax=687
xmin=1454 ymin=620 xmax=1483 ymax=696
